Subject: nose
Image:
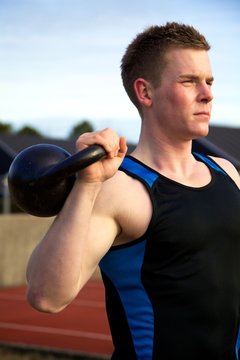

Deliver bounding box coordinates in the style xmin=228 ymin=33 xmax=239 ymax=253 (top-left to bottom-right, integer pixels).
xmin=198 ymin=83 xmax=213 ymax=103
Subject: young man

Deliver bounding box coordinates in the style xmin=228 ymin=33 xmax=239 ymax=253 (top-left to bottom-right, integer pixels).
xmin=26 ymin=23 xmax=240 ymax=359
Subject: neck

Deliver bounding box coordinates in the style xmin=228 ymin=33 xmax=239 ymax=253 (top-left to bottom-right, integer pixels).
xmin=131 ymin=126 xmax=196 ymax=177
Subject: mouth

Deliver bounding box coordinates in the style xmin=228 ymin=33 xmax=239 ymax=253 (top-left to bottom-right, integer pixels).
xmin=194 ymin=112 xmax=210 ymax=119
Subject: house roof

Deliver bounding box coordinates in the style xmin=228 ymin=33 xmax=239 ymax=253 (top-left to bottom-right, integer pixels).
xmin=0 ymin=134 xmax=76 ymax=155
xmin=206 ymin=125 xmax=240 ymax=162
xmin=0 ymin=125 xmax=239 ymax=177
xmin=0 ymin=135 xmax=77 ymax=177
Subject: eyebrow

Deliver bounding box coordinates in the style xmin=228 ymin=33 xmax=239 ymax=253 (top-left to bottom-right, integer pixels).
xmin=179 ymin=74 xmax=214 ymax=83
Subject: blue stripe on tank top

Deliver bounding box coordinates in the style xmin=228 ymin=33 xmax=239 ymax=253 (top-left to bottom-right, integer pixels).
xmin=236 ymin=327 xmax=240 ymax=360
xmin=193 ymin=152 xmax=226 ymax=175
xmin=121 ymin=154 xmax=226 ymax=182
xmin=99 ymin=239 xmax=154 ymax=360
xmin=120 ymin=157 xmax=158 ymax=187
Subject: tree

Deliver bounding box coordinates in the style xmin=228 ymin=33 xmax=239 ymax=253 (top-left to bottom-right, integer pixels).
xmin=0 ymin=121 xmax=13 ymax=134
xmin=69 ymin=119 xmax=94 ymax=139
xmin=17 ymin=125 xmax=43 ymax=137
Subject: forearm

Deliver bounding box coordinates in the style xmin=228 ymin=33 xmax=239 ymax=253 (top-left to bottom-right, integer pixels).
xmin=26 ymin=181 xmax=102 ymax=313
xmin=26 ymin=129 xmax=127 ymax=313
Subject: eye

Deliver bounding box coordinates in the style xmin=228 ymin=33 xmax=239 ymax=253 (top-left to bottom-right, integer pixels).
xmin=206 ymin=77 xmax=214 ymax=86
xmin=206 ymin=80 xmax=213 ymax=86
xmin=181 ymin=79 xmax=195 ymax=86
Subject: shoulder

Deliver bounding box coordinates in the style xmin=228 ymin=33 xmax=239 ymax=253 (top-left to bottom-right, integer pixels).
xmin=209 ymin=156 xmax=240 ymax=188
xmin=98 ymin=169 xmax=150 ymax=212
xmin=96 ymin=169 xmax=152 ymax=245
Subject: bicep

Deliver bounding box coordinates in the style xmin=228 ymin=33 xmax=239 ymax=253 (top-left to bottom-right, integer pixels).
xmin=79 ymin=183 xmax=121 ymax=283
xmin=86 ymin=212 xmax=119 ymax=269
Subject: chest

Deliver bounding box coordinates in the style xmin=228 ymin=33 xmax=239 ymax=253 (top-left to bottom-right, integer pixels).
xmin=145 ymin=175 xmax=240 ymax=268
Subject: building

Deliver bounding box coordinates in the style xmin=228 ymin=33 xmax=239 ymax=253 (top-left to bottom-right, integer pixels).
xmin=0 ymin=125 xmax=239 ymax=213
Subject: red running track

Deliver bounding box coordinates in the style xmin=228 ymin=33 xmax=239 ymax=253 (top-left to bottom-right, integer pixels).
xmin=0 ymin=280 xmax=113 ymax=359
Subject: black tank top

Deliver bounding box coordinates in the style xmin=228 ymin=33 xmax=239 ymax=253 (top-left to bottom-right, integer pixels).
xmin=99 ymin=153 xmax=240 ymax=360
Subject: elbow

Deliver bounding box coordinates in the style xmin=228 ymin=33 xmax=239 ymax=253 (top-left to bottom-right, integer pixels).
xmin=26 ymin=287 xmax=68 ymax=314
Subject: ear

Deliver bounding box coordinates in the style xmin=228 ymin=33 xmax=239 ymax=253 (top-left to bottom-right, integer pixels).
xmin=134 ymin=78 xmax=153 ymax=108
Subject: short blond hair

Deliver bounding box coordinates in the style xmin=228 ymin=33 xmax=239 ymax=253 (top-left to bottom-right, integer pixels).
xmin=121 ymin=22 xmax=211 ymax=111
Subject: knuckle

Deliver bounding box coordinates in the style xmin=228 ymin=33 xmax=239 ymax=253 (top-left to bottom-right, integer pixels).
xmin=75 ymin=128 xmax=120 ymax=154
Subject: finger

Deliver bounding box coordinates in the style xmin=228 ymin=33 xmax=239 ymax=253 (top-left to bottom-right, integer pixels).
xmin=118 ymin=137 xmax=128 ymax=158
xmin=76 ymin=128 xmax=120 ymax=155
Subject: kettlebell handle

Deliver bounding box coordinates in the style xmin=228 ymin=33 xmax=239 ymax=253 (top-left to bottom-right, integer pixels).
xmin=39 ymin=144 xmax=107 ymax=184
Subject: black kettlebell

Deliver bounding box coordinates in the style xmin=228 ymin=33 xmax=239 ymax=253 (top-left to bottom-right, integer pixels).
xmin=8 ymin=144 xmax=106 ymax=217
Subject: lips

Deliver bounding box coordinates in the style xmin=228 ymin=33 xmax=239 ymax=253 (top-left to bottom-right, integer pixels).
xmin=194 ymin=112 xmax=210 ymax=119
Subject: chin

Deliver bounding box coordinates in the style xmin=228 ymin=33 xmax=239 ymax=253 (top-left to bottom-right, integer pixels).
xmin=191 ymin=123 xmax=209 ymax=140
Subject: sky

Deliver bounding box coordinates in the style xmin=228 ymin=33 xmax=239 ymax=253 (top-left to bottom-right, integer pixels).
xmin=0 ymin=0 xmax=240 ymax=142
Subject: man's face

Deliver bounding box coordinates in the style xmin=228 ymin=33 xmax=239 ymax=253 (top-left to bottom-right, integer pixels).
xmin=151 ymin=48 xmax=214 ymax=141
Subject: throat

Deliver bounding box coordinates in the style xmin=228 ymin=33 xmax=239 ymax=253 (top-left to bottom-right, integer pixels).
xmin=159 ymin=161 xmax=212 ymax=187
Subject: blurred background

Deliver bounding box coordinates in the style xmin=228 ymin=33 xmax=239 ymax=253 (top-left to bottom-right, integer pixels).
xmin=0 ymin=0 xmax=239 ymax=141
xmin=0 ymin=1 xmax=239 ymax=359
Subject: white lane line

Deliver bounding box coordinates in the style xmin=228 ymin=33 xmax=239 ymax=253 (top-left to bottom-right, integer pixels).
xmin=0 ymin=322 xmax=111 ymax=341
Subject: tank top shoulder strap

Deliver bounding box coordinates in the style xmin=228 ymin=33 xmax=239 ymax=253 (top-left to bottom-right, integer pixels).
xmin=119 ymin=156 xmax=159 ymax=188
xmin=120 ymin=153 xmax=229 ymax=185
xmin=193 ymin=152 xmax=227 ymax=175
